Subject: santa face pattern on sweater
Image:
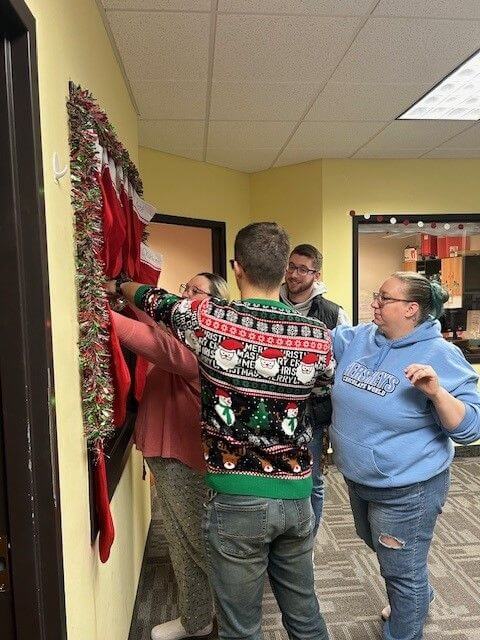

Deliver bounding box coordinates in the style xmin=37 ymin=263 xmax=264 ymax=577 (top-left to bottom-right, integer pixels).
xmin=136 ymin=288 xmax=333 ymax=497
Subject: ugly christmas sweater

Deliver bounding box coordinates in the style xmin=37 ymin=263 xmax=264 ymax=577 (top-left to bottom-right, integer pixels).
xmin=134 ymin=287 xmax=333 ymax=499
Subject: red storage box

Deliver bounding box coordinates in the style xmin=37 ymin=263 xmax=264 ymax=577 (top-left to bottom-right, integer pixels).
xmin=437 ymin=236 xmax=470 ymax=258
xmin=421 ymin=234 xmax=437 ymax=258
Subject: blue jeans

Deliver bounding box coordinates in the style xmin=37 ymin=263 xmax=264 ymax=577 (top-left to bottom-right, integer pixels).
xmin=308 ymin=423 xmax=325 ymax=538
xmin=346 ymin=469 xmax=450 ymax=640
xmin=203 ymin=493 xmax=330 ymax=640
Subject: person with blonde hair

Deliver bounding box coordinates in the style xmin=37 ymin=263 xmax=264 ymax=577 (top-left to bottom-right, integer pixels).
xmin=112 ymin=272 xmax=229 ymax=640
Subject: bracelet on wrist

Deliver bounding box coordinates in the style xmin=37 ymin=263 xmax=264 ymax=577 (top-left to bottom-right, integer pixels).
xmin=115 ymin=274 xmax=131 ymax=297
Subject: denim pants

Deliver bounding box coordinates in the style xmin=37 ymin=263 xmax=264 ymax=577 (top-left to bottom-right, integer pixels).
xmin=307 ymin=423 xmax=325 ymax=538
xmin=345 ymin=468 xmax=450 ymax=640
xmin=306 ymin=397 xmax=331 ymax=538
xmin=203 ymin=493 xmax=330 ymax=640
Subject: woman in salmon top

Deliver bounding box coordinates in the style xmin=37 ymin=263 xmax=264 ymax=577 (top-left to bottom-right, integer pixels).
xmin=112 ymin=272 xmax=229 ymax=640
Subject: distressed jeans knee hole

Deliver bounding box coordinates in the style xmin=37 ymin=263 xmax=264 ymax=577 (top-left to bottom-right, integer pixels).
xmin=379 ymin=534 xmax=405 ymax=549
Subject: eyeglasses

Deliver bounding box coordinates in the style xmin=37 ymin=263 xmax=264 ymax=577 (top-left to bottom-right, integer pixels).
xmin=286 ymin=263 xmax=317 ymax=277
xmin=372 ymin=292 xmax=414 ymax=307
xmin=179 ymin=283 xmax=210 ymax=297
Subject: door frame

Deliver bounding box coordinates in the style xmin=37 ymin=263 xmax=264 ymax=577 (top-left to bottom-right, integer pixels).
xmin=152 ymin=213 xmax=227 ymax=280
xmin=0 ymin=0 xmax=66 ymax=638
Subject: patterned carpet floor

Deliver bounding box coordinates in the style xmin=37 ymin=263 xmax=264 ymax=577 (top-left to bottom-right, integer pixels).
xmin=129 ymin=458 xmax=480 ymax=640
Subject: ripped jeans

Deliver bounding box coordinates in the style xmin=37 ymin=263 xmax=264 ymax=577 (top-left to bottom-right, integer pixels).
xmin=345 ymin=469 xmax=450 ymax=640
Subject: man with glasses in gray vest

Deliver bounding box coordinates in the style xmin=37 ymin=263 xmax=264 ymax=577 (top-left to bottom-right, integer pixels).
xmin=281 ymin=244 xmax=350 ymax=543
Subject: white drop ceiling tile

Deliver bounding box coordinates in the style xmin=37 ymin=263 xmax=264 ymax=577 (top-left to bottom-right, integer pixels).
xmin=275 ymin=148 xmax=350 ymax=166
xmin=374 ymin=0 xmax=480 ymax=20
xmin=353 ymin=148 xmax=425 ymax=158
xmin=306 ymin=83 xmax=429 ymax=121
xmin=103 ymin=1 xmax=211 ymax=10
xmin=210 ymin=82 xmax=320 ymax=121
xmin=358 ymin=121 xmax=470 ymax=151
xmin=206 ymin=148 xmax=278 ymax=172
xmin=218 ymin=0 xmax=377 ymax=15
xmin=107 ymin=11 xmax=210 ymax=82
xmin=423 ymin=148 xmax=480 ymax=158
xmin=208 ymin=121 xmax=294 ymax=149
xmin=288 ymin=121 xmax=386 ymax=150
xmin=437 ymin=124 xmax=480 ymax=149
xmin=213 ymin=14 xmax=362 ymax=83
xmin=132 ymin=80 xmax=207 ymax=119
xmin=138 ymin=120 xmax=205 ymax=151
xmin=331 ymin=17 xmax=480 ymax=85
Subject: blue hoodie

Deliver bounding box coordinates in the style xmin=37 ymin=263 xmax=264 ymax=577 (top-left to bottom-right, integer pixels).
xmin=330 ymin=320 xmax=480 ymax=488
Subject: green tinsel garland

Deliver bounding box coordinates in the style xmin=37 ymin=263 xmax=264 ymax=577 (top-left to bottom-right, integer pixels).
xmin=67 ymin=83 xmax=142 ymax=448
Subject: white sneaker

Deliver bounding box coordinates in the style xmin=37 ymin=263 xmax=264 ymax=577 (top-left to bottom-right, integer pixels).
xmin=151 ymin=617 xmax=213 ymax=640
xmin=381 ymin=605 xmax=391 ymax=621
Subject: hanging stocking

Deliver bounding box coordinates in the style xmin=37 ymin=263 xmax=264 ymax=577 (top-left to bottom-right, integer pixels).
xmin=132 ymin=243 xmax=163 ymax=401
xmin=96 ymin=151 xmax=127 ymax=278
xmin=122 ymin=182 xmax=156 ymax=278
xmin=94 ymin=441 xmax=115 ymax=563
xmin=136 ymin=241 xmax=163 ymax=284
xmin=108 ymin=307 xmax=131 ymax=426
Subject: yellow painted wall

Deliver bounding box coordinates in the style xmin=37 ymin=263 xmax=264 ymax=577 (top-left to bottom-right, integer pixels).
xmin=25 ymin=0 xmax=150 ymax=638
xmin=250 ymin=162 xmax=323 ymax=251
xmin=139 ymin=147 xmax=250 ymax=294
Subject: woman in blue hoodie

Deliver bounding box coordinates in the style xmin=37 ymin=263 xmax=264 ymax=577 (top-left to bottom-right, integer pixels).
xmin=331 ymin=271 xmax=480 ymax=640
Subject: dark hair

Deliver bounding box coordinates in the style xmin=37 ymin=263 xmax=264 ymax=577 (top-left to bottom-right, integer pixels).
xmin=197 ymin=272 xmax=229 ymax=301
xmin=290 ymin=244 xmax=322 ymax=271
xmin=392 ymin=272 xmax=449 ymax=323
xmin=234 ymin=222 xmax=290 ymax=290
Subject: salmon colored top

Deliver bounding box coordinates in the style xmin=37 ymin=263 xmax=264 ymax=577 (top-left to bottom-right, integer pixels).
xmin=112 ymin=310 xmax=205 ymax=472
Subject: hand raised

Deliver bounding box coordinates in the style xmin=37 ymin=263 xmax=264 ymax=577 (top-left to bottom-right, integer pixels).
xmin=405 ymin=364 xmax=440 ymax=398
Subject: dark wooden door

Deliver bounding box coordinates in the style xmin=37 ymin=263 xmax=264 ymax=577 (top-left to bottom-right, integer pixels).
xmin=0 ymin=386 xmax=15 ymax=638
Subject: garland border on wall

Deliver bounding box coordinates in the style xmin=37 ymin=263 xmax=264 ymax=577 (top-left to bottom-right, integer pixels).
xmin=67 ymin=82 xmax=141 ymax=448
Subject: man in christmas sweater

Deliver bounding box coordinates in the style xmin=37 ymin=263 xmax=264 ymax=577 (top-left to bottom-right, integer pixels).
xmin=111 ymin=222 xmax=333 ymax=640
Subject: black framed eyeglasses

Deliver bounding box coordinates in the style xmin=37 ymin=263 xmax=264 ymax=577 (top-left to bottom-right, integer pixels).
xmin=179 ymin=283 xmax=210 ymax=296
xmin=286 ymin=262 xmax=317 ymax=276
xmin=372 ymin=292 xmax=414 ymax=307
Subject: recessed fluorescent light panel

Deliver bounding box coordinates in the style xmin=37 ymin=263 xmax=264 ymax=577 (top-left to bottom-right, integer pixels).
xmin=399 ymin=49 xmax=480 ymax=120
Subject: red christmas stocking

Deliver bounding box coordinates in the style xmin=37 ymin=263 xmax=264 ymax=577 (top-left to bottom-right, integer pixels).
xmin=97 ymin=154 xmax=127 ymax=278
xmin=122 ymin=184 xmax=156 ymax=278
xmin=94 ymin=442 xmax=115 ymax=563
xmin=133 ymin=243 xmax=162 ymax=401
xmin=136 ymin=241 xmax=163 ymax=284
xmin=108 ymin=307 xmax=131 ymax=426
xmin=134 ymin=357 xmax=149 ymax=402
xmin=121 ymin=184 xmax=142 ymax=278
